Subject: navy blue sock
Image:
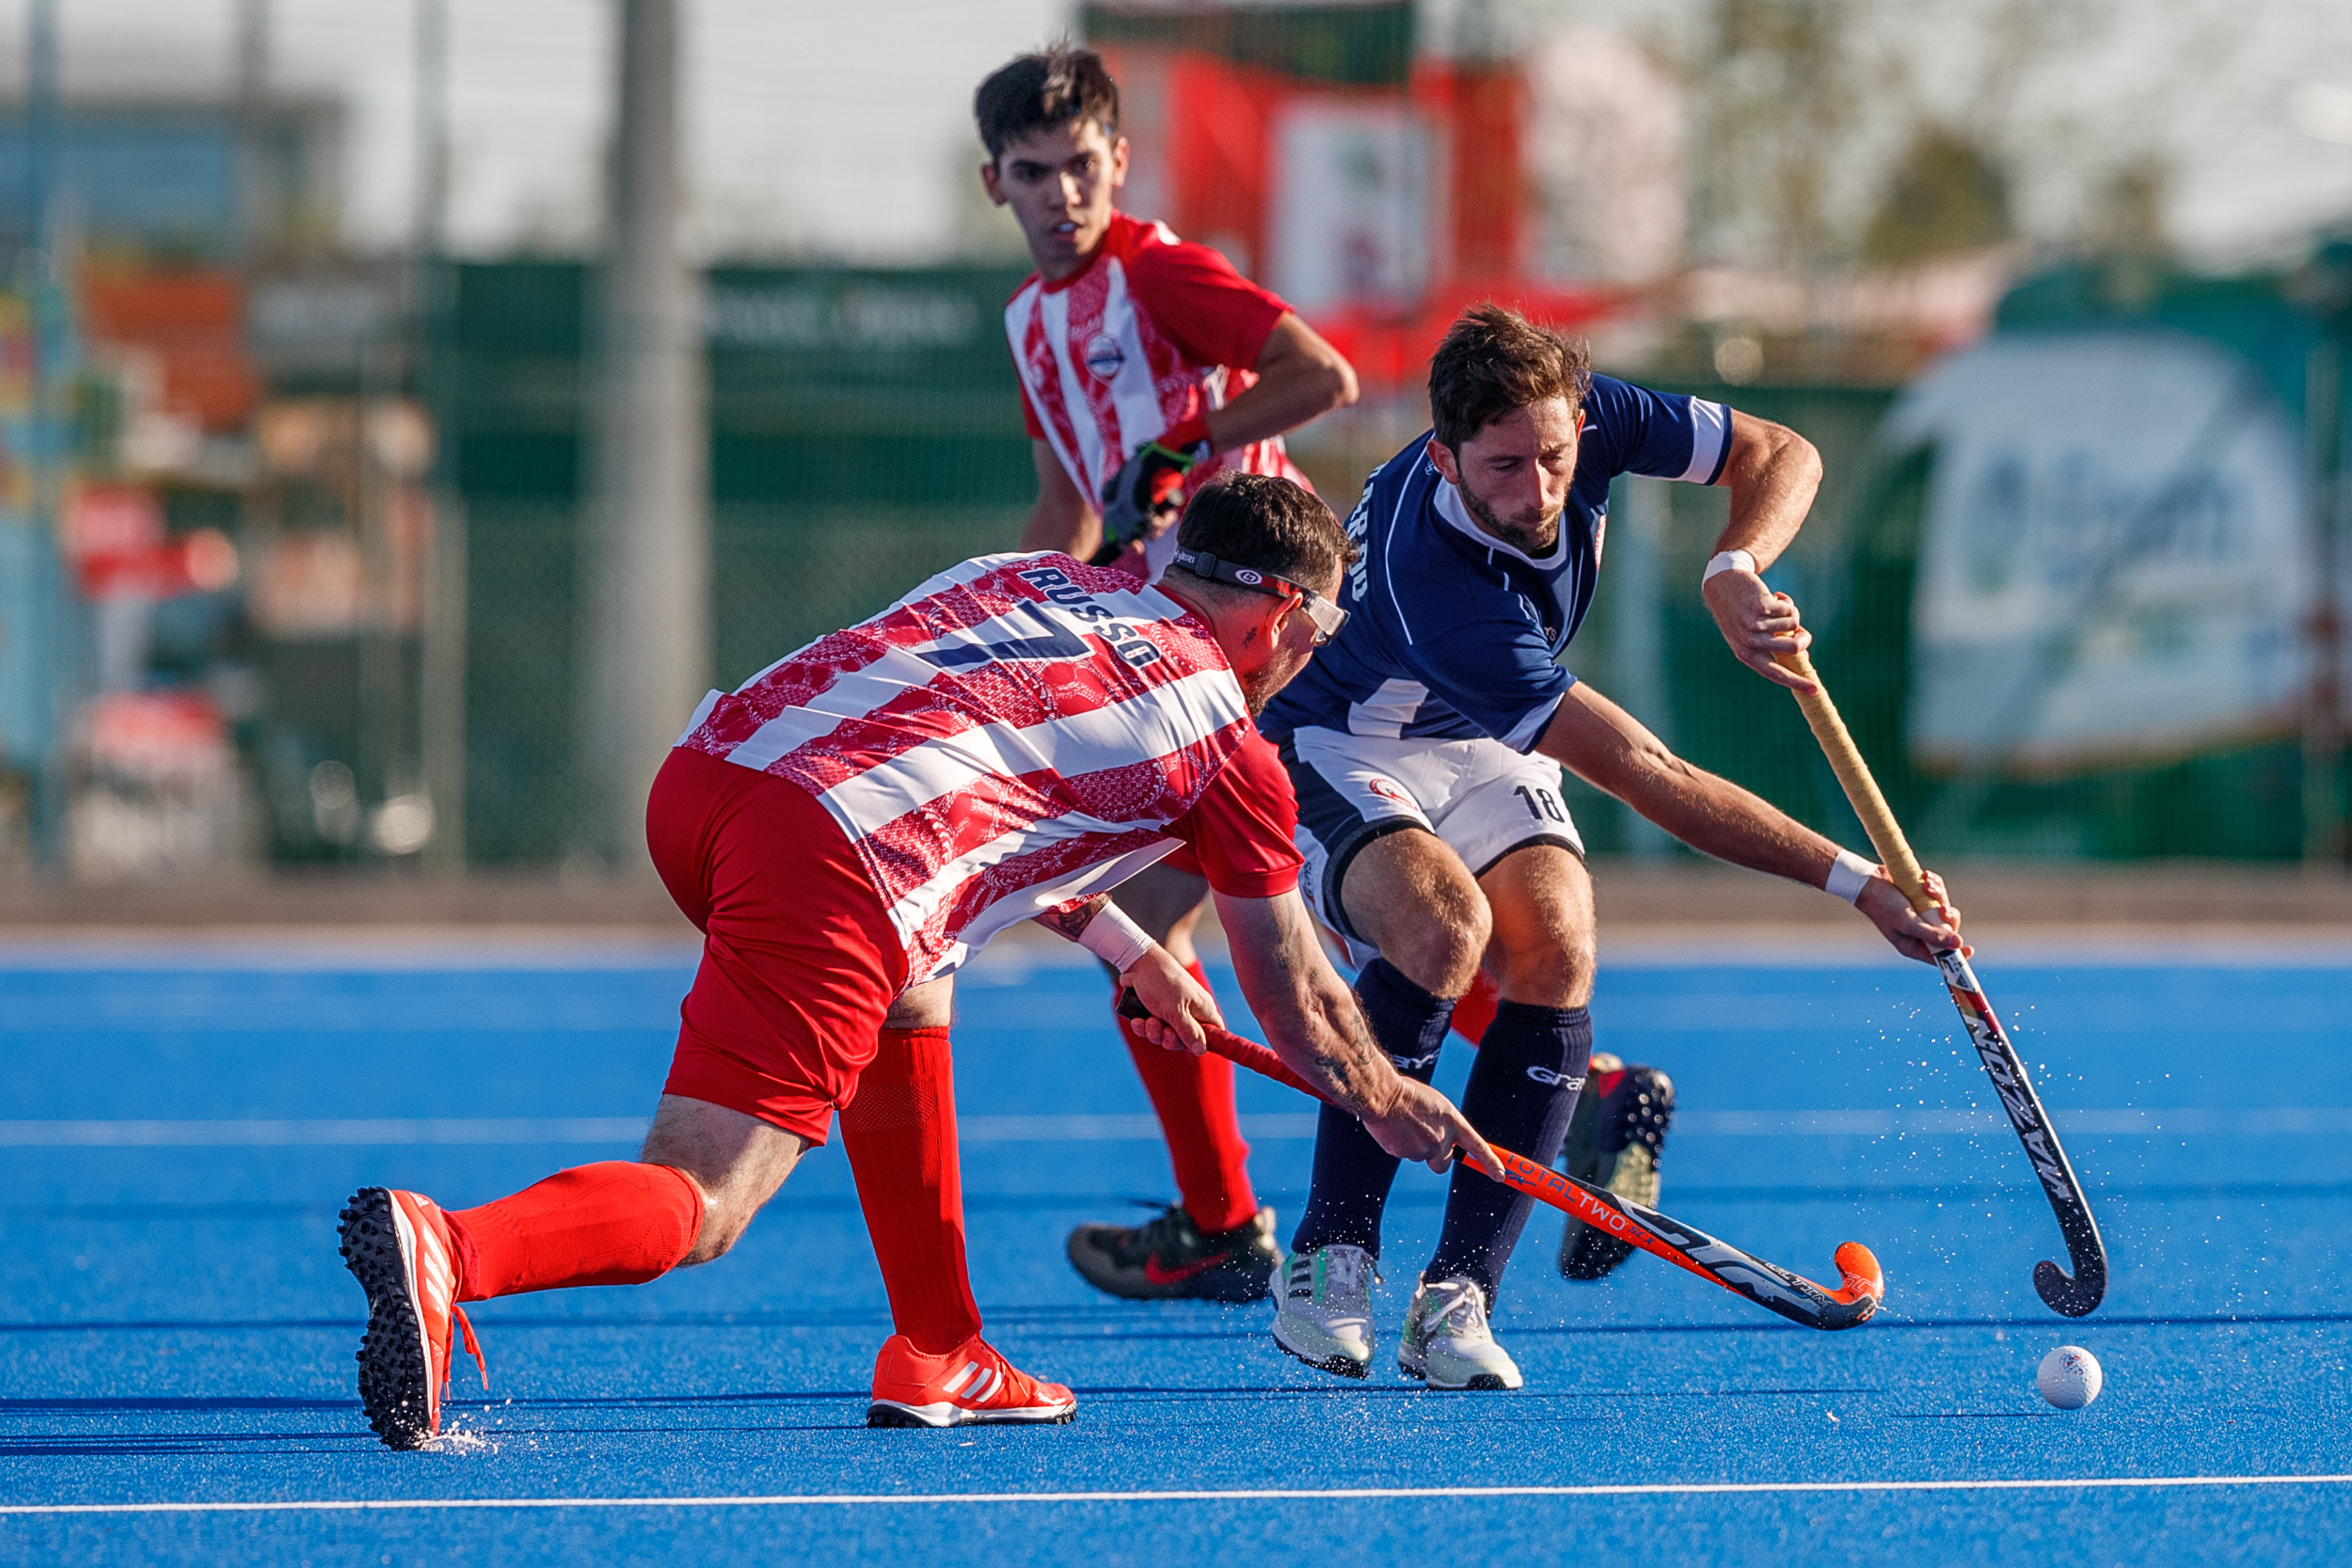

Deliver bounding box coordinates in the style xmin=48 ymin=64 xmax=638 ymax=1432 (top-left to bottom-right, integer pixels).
xmin=1289 ymin=958 xmax=1452 ymax=1259
xmin=1424 ymin=1002 xmax=1593 ymax=1303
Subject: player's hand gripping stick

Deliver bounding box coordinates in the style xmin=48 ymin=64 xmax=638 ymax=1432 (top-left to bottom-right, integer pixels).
xmin=1094 ymin=428 xmax=1210 ymax=563
xmin=1117 ymin=991 xmax=1884 ymax=1332
xmin=1773 ymin=646 xmax=2109 ymax=1318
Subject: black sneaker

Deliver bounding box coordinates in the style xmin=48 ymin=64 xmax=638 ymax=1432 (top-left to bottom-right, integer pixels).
xmin=1559 ymin=1054 xmax=1676 ymax=1281
xmin=1066 ymin=1203 xmax=1279 ymax=1303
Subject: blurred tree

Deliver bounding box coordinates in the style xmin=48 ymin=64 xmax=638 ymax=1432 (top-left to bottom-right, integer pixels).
xmin=1666 ymin=0 xmax=2221 ymax=273
xmin=2076 ymin=153 xmax=2173 ymax=257
xmin=1862 ymin=126 xmax=2013 ymax=262
xmin=1689 ymin=0 xmax=1873 ymax=277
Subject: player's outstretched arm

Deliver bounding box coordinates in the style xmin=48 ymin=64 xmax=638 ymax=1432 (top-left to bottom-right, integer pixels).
xmin=1192 ymin=887 xmax=1500 ymax=1177
xmin=1202 ymin=313 xmax=1359 ymax=452
xmin=1701 ymin=410 xmax=1823 ymax=693
xmin=1018 ymin=436 xmax=1103 ymax=557
xmin=1032 ymin=895 xmax=1222 ymax=1049
xmin=1537 ymin=682 xmax=1966 ymax=962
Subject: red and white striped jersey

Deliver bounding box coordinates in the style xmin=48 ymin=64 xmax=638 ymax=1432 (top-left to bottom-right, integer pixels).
xmin=1008 ymin=212 xmax=1311 ymax=578
xmin=675 ymin=552 xmax=1272 ymax=985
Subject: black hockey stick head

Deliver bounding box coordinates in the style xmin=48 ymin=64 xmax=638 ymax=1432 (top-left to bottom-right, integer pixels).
xmin=2034 ymin=1250 xmax=2108 ymax=1318
xmin=2029 ymin=1139 xmax=2111 ymax=1316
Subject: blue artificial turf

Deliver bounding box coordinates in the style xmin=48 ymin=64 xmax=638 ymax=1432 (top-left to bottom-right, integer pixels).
xmin=2 ymin=941 xmax=2348 ymax=1564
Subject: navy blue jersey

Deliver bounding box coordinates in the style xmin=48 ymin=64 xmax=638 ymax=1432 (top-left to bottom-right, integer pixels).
xmin=1260 ymin=375 xmax=1732 ymax=752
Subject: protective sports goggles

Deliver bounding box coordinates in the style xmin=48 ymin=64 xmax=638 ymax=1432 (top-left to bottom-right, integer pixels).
xmin=1171 ymin=547 xmax=1349 ymax=645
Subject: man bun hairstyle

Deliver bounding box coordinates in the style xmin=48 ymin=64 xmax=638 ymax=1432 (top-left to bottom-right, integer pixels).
xmin=1166 ymin=473 xmax=1356 ymax=594
xmin=1427 ymin=303 xmax=1595 ymax=451
xmin=975 ymin=44 xmax=1121 ymax=161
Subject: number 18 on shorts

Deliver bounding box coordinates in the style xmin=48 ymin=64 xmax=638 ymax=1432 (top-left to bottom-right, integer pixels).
xmin=1278 ymin=727 xmax=1584 ymax=964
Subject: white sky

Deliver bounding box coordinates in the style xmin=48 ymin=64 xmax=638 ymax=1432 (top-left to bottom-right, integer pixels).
xmin=0 ymin=0 xmax=2336 ymax=267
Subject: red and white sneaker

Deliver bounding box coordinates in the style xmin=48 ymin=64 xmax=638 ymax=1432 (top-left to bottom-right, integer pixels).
xmin=338 ymin=1187 xmax=486 ymax=1449
xmin=866 ymin=1334 xmax=1077 ymax=1429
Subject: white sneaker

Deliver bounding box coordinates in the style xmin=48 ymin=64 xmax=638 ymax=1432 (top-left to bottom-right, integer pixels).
xmin=1271 ymin=1244 xmax=1376 ymax=1379
xmin=1398 ymin=1275 xmax=1523 ymax=1390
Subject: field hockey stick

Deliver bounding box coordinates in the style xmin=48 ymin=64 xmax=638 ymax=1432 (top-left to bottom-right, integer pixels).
xmin=1117 ymin=993 xmax=1883 ymax=1331
xmin=1773 ymin=646 xmax=2108 ymax=1318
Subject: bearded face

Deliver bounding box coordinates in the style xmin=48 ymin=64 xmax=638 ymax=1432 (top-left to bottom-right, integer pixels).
xmin=1430 ymin=397 xmax=1582 ymax=558
xmin=1453 ymin=461 xmax=1563 ymax=556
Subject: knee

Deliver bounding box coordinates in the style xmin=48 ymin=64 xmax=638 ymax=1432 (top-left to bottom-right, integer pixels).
xmin=679 ymin=1186 xmax=750 ymax=1267
xmin=1489 ymin=923 xmax=1595 ymax=1007
xmin=1384 ymin=901 xmax=1491 ymax=999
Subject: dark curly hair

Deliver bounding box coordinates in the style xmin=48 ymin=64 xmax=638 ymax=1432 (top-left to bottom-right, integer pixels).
xmin=1165 ymin=474 xmax=1356 ymax=594
xmin=974 ymin=44 xmax=1120 ymax=161
xmin=1427 ymin=304 xmax=1594 ymax=450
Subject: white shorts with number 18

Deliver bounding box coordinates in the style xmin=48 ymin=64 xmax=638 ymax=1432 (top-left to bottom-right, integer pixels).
xmin=1275 ymin=725 xmax=1584 ymax=962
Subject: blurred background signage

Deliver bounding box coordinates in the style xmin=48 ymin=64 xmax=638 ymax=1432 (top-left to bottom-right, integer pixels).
xmin=1899 ymin=333 xmax=2313 ymax=773
xmin=1266 ymin=100 xmax=1436 ymax=312
xmin=1086 ymin=0 xmax=1615 ymax=389
xmin=0 ymin=0 xmax=2343 ymax=882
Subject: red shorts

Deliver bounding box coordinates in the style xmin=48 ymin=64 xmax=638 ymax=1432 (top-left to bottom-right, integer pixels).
xmin=645 ymin=747 xmax=908 ymax=1147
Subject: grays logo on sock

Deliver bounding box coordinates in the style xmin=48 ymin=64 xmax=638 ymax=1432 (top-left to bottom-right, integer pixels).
xmin=1524 ymin=1066 xmax=1586 ymax=1088
xmin=1389 ymin=1050 xmax=1441 ymax=1071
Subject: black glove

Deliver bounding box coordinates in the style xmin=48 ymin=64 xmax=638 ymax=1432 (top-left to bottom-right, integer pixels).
xmin=1096 ymin=427 xmax=1211 ymax=562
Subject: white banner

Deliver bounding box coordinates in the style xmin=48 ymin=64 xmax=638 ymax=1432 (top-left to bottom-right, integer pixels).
xmin=1890 ymin=332 xmax=2312 ymax=772
xmin=1266 ymin=101 xmax=1437 ymax=313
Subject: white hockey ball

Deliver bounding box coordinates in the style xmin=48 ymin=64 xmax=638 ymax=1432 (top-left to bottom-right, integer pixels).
xmin=2037 ymin=1345 xmax=2102 ymax=1409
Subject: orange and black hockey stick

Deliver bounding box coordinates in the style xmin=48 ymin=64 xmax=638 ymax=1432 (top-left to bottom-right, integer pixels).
xmin=1776 ymin=647 xmax=2108 ymax=1318
xmin=1120 ymin=994 xmax=1884 ymax=1331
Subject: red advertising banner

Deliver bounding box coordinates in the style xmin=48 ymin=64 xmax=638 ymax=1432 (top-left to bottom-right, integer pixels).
xmin=1100 ymin=42 xmax=1628 ymax=392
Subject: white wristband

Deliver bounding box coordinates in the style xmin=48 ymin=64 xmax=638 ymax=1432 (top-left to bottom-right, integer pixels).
xmin=1703 ymin=548 xmax=1757 ymax=584
xmin=1075 ymin=904 xmax=1155 ymax=974
xmin=1823 ymin=849 xmax=1878 ymax=905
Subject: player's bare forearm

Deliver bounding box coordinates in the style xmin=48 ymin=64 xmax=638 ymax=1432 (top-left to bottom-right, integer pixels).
xmin=1019 ymin=437 xmax=1102 ymax=555
xmin=1539 ymin=685 xmax=1966 ymax=959
xmin=1202 ymin=313 xmax=1358 ymax=453
xmin=1208 ymin=887 xmax=1501 ymax=1176
xmin=1700 ymin=413 xmax=1825 ymax=692
xmin=1214 ymin=888 xmax=1396 ymax=1117
xmin=1019 ymin=501 xmax=1101 ymax=556
xmin=1710 ymin=410 xmax=1820 ymax=568
xmin=1541 ymin=684 xmax=1836 ymax=886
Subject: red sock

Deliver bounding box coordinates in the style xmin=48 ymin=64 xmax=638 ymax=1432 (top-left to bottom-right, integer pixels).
xmin=445 ymin=1161 xmax=705 ymax=1302
xmin=837 ymin=1025 xmax=984 ymax=1356
xmin=1451 ymin=970 xmax=1501 ymax=1047
xmin=1120 ymin=960 xmax=1259 ymax=1235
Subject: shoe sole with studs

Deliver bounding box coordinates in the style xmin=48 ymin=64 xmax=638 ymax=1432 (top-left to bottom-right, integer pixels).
xmin=338 ymin=1187 xmax=435 ymax=1450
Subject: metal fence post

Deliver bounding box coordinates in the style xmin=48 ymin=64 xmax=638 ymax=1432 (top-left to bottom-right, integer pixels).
xmin=575 ymin=0 xmax=708 ymax=873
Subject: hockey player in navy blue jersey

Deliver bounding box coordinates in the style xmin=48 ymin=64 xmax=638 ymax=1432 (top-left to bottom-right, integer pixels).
xmin=1259 ymin=305 xmax=1964 ymax=1389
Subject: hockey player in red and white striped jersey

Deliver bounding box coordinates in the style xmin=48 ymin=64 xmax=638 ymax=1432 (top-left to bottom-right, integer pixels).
xmin=333 ymin=476 xmax=1498 ymax=1448
xmin=979 ymin=51 xmax=1355 ymax=582
xmin=974 ymin=45 xmax=1362 ymax=1304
